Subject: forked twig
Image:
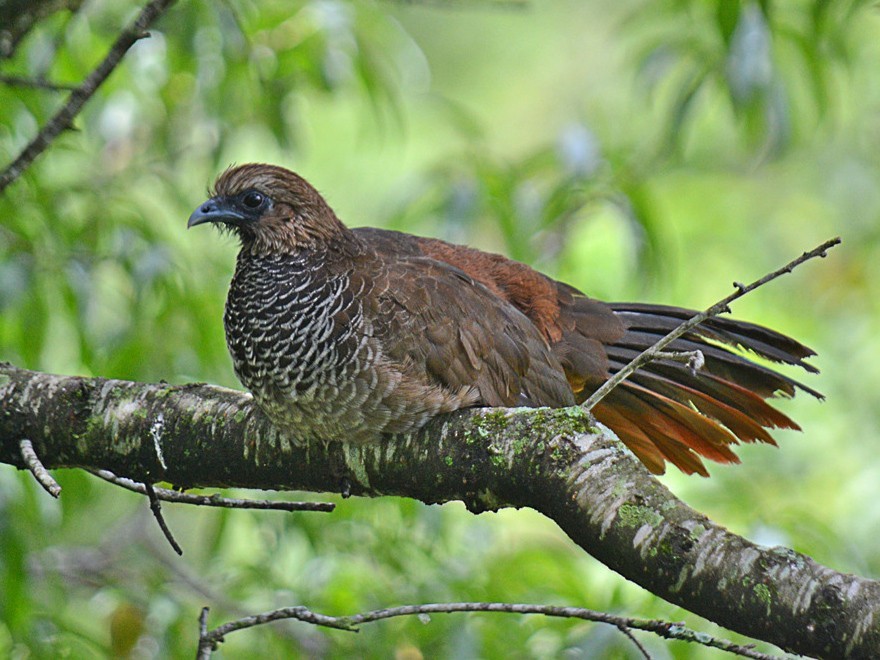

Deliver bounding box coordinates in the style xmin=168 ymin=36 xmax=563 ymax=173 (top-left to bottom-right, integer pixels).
xmin=582 ymin=237 xmax=841 ymax=411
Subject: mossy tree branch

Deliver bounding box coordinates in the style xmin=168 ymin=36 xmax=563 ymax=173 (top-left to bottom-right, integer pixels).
xmin=0 ymin=362 xmax=877 ymax=658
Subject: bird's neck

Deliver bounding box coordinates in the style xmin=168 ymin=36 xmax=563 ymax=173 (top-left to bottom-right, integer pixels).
xmin=239 ymin=214 xmax=362 ymax=259
xmin=232 ymin=238 xmax=360 ymax=299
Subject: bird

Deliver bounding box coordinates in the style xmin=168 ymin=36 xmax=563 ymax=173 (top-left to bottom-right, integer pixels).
xmin=187 ymin=163 xmax=820 ymax=476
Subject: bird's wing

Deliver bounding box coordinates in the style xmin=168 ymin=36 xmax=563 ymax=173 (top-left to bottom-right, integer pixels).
xmin=353 ymin=227 xmax=820 ymax=477
xmin=361 ymin=254 xmax=575 ymax=408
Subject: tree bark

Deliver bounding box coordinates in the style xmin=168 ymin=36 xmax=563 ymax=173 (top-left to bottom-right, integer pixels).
xmin=0 ymin=363 xmax=876 ymax=658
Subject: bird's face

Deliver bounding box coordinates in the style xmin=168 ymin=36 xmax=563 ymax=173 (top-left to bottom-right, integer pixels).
xmin=187 ymin=187 xmax=273 ymax=230
xmin=187 ymin=163 xmax=346 ymax=254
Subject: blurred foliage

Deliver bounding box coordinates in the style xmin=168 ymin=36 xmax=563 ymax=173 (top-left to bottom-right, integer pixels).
xmin=1 ymin=0 xmax=879 ymax=657
xmin=627 ymin=0 xmax=876 ymax=157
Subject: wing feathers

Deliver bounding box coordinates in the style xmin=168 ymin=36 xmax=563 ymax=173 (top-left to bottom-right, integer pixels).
xmin=354 ymin=227 xmax=818 ymax=476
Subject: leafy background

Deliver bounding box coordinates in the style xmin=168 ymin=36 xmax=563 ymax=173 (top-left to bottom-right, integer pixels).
xmin=1 ymin=0 xmax=879 ymax=657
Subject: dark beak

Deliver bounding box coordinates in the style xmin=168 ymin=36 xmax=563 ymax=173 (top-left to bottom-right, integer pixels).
xmin=187 ymin=196 xmax=247 ymax=228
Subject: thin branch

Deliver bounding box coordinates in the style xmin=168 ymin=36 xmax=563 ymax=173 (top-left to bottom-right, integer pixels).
xmin=197 ymin=602 xmax=781 ymax=659
xmin=654 ymin=349 xmax=704 ymax=375
xmin=617 ymin=623 xmax=653 ymax=660
xmin=19 ymin=438 xmax=62 ymax=497
xmin=198 ymin=608 xmax=212 ymax=660
xmin=91 ymin=469 xmax=335 ymax=512
xmin=0 ymin=0 xmax=178 ymax=194
xmin=582 ymin=237 xmax=841 ymax=410
xmin=144 ymin=481 xmax=183 ymax=556
xmin=0 ymin=74 xmax=77 ymax=91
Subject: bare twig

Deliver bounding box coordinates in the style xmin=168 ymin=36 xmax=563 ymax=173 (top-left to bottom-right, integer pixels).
xmin=0 ymin=0 xmax=178 ymax=194
xmin=197 ymin=602 xmax=780 ymax=659
xmin=617 ymin=623 xmax=653 ymax=660
xmin=582 ymin=237 xmax=841 ymax=410
xmin=0 ymin=74 xmax=77 ymax=91
xmin=144 ymin=481 xmax=183 ymax=556
xmin=19 ymin=438 xmax=62 ymax=497
xmin=91 ymin=469 xmax=335 ymax=512
xmin=198 ymin=608 xmax=212 ymax=660
xmin=654 ymin=349 xmax=704 ymax=375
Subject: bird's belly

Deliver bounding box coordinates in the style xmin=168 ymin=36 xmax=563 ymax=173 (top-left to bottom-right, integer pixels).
xmin=228 ymin=323 xmax=472 ymax=442
xmin=226 ymin=314 xmax=374 ymax=437
xmin=226 ymin=319 xmax=438 ymax=442
xmin=246 ymin=362 xmax=387 ymax=441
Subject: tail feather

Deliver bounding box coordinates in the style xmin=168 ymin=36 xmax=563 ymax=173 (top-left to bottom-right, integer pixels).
xmin=611 ymin=303 xmax=817 ymax=369
xmin=580 ymin=302 xmax=821 ymax=475
xmin=605 ymin=345 xmax=804 ymax=429
xmin=611 ymin=330 xmax=822 ymax=399
xmin=589 ymin=403 xmax=681 ymax=475
xmin=623 ymin=369 xmax=780 ymax=443
xmin=619 ymin=383 xmax=742 ymax=460
xmin=595 ymin=387 xmax=722 ymax=476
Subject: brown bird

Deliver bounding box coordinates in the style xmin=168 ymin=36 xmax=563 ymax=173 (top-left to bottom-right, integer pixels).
xmin=188 ymin=163 xmax=819 ymax=476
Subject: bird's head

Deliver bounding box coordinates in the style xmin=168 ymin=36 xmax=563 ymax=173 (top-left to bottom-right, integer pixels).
xmin=187 ymin=163 xmax=350 ymax=255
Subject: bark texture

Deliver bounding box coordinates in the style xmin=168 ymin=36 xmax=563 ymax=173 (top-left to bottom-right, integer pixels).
xmin=0 ymin=363 xmax=877 ymax=657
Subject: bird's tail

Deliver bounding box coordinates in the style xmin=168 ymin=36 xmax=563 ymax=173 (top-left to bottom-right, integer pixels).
xmin=589 ymin=303 xmax=820 ymax=476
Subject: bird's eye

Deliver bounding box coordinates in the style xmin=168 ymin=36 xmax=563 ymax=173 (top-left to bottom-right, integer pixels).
xmin=242 ymin=191 xmax=264 ymax=209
